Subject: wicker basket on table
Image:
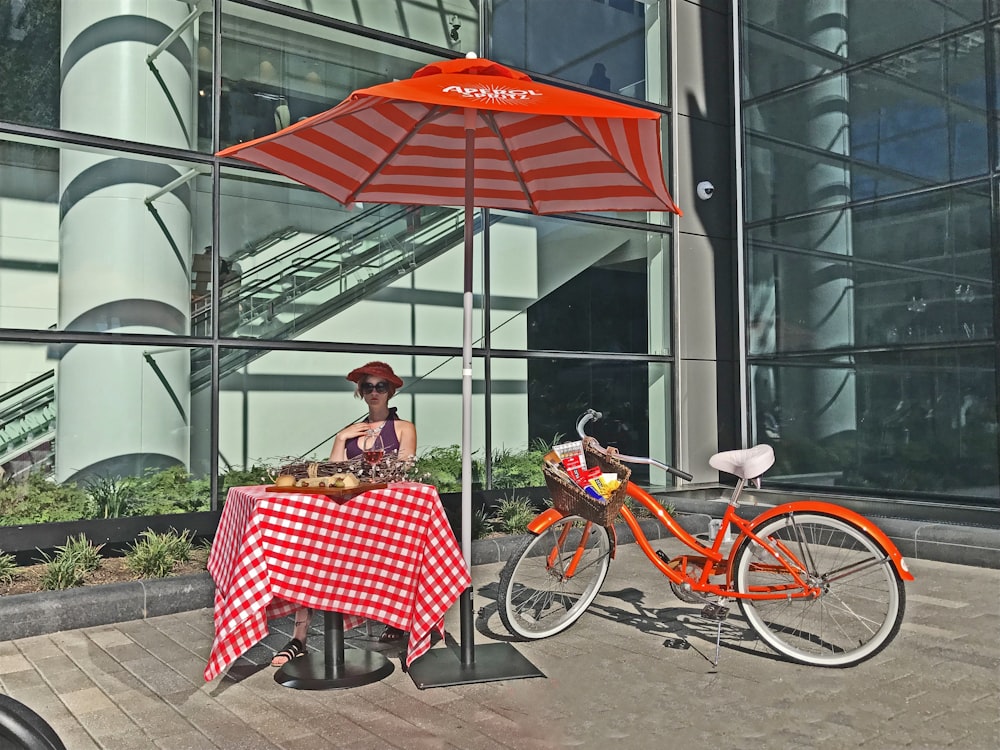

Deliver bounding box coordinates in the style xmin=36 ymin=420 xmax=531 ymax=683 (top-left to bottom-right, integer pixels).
xmin=544 ymin=442 xmax=631 ymax=527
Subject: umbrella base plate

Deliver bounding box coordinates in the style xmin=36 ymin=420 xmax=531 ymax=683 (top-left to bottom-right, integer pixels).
xmin=407 ymin=643 xmax=544 ymax=689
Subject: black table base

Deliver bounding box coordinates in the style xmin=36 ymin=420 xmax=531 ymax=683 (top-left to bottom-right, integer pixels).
xmin=275 ymin=610 xmax=394 ymax=690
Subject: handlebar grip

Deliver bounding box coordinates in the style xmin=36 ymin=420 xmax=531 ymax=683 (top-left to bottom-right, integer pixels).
xmin=669 ymin=467 xmax=694 ymax=482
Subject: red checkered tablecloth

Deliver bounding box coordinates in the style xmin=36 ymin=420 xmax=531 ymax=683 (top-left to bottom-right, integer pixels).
xmin=203 ymin=482 xmax=470 ymax=682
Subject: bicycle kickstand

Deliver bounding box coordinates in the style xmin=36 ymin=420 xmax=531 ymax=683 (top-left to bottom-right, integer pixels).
xmin=700 ymin=602 xmax=730 ymax=667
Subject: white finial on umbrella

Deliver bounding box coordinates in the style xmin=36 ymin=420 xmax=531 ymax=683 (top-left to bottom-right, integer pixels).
xmin=465 ymin=51 xmax=477 ymax=59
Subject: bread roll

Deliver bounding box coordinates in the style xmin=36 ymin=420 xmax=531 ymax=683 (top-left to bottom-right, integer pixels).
xmin=274 ymin=475 xmax=296 ymax=487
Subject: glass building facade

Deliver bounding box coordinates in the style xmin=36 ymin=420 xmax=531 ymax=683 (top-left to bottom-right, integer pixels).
xmin=0 ymin=0 xmax=996 ymax=530
xmin=741 ymin=0 xmax=998 ymax=502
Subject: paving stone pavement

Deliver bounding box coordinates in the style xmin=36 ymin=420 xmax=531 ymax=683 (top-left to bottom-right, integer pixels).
xmin=1 ymin=541 xmax=998 ymax=750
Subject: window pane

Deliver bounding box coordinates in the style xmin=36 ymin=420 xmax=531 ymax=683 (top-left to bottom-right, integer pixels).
xmin=217 ymin=349 xmax=483 ymax=494
xmin=515 ymin=356 xmax=672 ymax=487
xmin=747 ymin=184 xmax=994 ymax=354
xmin=491 ymin=0 xmax=667 ymax=106
xmin=0 ymin=135 xmax=212 ymax=336
xmin=751 ymin=348 xmax=999 ymax=500
xmin=261 ymin=0 xmax=479 ymax=52
xmin=219 ymin=167 xmax=473 ymax=347
xmin=489 ymin=213 xmax=669 ymax=355
xmin=745 ymin=32 xmax=990 ymax=220
xmin=0 ymin=341 xmax=213 ymax=525
xmin=0 ymin=1 xmax=216 ymax=152
xmin=742 ymin=1 xmax=984 ymax=97
xmin=220 ymin=1 xmax=443 ymax=149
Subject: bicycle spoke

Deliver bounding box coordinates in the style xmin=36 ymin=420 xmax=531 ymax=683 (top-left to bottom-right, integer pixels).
xmin=734 ymin=512 xmax=904 ymax=667
xmin=498 ymin=516 xmax=611 ymax=639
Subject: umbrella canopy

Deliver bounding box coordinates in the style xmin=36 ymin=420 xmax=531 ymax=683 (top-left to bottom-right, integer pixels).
xmin=218 ymin=56 xmax=681 ymax=216
xmin=217 ymin=55 xmax=680 ymax=676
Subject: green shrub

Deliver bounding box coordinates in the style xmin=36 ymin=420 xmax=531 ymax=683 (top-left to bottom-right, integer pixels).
xmin=221 ymin=464 xmax=277 ymax=491
xmin=125 ymin=528 xmax=193 ymax=578
xmin=472 ymin=507 xmax=494 ymax=539
xmin=490 ymin=447 xmax=546 ymax=489
xmin=84 ymin=474 xmax=136 ymax=518
xmin=0 ymin=550 xmax=15 ymax=585
xmin=489 ymin=495 xmax=538 ymax=535
xmin=0 ymin=472 xmax=89 ymax=526
xmin=413 ymin=440 xmax=557 ymax=494
xmin=131 ymin=465 xmax=210 ymax=515
xmin=59 ymin=534 xmax=104 ymax=573
xmin=37 ymin=548 xmax=85 ymax=590
xmin=412 ymin=445 xmax=476 ymax=493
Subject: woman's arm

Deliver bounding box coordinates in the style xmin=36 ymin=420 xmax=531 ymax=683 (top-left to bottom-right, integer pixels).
xmin=395 ymin=420 xmax=417 ymax=459
xmin=330 ymin=421 xmax=370 ymax=461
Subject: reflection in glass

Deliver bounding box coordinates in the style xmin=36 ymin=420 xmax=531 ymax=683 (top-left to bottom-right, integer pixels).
xmin=262 ymin=0 xmax=479 ymax=53
xmin=751 ymin=349 xmax=998 ymax=498
xmin=0 ymin=341 xmax=212 ymax=526
xmin=218 ymin=168 xmax=471 ymax=347
xmin=216 ymin=350 xmax=483 ymax=494
xmin=742 ymin=1 xmax=984 ymax=97
xmin=489 ymin=214 xmax=670 ymax=355
xmin=746 ymin=185 xmax=994 ymax=355
xmin=523 ymin=357 xmax=672 ymax=487
xmin=220 ymin=3 xmax=442 ymax=149
xmin=746 ymin=34 xmax=988 ymax=220
xmin=0 ymin=135 xmax=213 ymax=337
xmin=491 ymin=0 xmax=664 ymax=105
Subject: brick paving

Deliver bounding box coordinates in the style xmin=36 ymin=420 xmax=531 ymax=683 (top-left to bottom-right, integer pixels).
xmin=1 ymin=541 xmax=998 ymax=749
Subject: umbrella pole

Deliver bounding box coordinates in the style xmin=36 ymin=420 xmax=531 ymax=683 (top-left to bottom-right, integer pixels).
xmin=407 ymin=108 xmax=543 ymax=688
xmin=459 ymin=109 xmax=476 ymax=667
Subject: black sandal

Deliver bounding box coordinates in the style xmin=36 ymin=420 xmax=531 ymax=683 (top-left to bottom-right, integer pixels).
xmin=270 ymin=638 xmax=306 ymax=667
xmin=378 ymin=626 xmax=406 ymax=643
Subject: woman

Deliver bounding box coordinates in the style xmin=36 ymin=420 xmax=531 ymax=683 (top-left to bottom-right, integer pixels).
xmin=329 ymin=361 xmax=416 ymax=463
xmin=271 ymin=361 xmax=416 ymax=667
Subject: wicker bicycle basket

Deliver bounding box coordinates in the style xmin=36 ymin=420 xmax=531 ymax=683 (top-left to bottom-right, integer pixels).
xmin=544 ymin=443 xmax=631 ymax=527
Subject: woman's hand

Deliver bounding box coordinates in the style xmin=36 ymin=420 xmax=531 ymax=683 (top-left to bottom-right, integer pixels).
xmin=329 ymin=422 xmax=371 ymax=461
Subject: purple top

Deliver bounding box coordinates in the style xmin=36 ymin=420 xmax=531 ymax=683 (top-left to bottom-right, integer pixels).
xmin=345 ymin=408 xmax=402 ymax=459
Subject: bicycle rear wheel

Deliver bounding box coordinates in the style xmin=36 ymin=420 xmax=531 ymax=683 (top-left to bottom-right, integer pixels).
xmin=733 ymin=512 xmax=905 ymax=667
xmin=498 ymin=516 xmax=611 ymax=639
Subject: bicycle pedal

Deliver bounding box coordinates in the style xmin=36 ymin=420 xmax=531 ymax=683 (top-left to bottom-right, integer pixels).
xmin=700 ymin=603 xmax=730 ymax=621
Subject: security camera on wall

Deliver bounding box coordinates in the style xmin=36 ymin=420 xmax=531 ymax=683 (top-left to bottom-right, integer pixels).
xmin=696 ymin=181 xmax=715 ymax=200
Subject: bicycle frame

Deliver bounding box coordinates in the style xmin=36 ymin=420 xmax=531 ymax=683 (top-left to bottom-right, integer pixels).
xmin=527 ymin=479 xmax=913 ymax=602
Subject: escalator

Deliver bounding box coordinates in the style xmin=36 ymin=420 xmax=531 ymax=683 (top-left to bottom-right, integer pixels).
xmin=188 ymin=203 xmax=485 ymax=390
xmin=0 ymin=371 xmax=56 ymax=480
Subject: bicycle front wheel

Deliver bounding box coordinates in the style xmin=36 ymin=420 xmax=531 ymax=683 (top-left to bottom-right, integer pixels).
xmin=497 ymin=516 xmax=611 ymax=639
xmin=733 ymin=512 xmax=905 ymax=667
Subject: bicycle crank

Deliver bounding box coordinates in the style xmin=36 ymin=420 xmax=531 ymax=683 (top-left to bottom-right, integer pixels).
xmin=660 ymin=553 xmax=718 ymax=605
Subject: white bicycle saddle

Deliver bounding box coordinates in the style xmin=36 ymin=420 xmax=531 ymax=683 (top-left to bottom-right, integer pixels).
xmin=708 ymin=444 xmax=775 ymax=480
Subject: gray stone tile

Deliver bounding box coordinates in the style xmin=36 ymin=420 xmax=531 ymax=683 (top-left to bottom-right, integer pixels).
xmin=152 ymin=730 xmax=223 ymax=749
xmin=48 ymin=727 xmax=101 ymax=750
xmin=59 ymin=686 xmax=117 ymax=715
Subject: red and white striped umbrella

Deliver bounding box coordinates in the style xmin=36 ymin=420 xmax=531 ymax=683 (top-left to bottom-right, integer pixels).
xmin=217 ymin=55 xmax=680 ymax=681
xmin=218 ymin=56 xmax=681 ymax=216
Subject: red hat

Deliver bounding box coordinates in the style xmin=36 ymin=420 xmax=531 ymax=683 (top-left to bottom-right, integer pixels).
xmin=346 ymin=361 xmax=403 ymax=389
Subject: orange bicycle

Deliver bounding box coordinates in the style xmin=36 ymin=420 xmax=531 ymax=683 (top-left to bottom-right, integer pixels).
xmin=497 ymin=409 xmax=914 ymax=667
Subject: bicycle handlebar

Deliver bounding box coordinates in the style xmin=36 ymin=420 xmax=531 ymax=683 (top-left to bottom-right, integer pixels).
xmin=575 ymin=409 xmax=695 ymax=482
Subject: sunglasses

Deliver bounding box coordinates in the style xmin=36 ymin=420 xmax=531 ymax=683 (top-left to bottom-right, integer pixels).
xmin=359 ymin=381 xmax=390 ymax=394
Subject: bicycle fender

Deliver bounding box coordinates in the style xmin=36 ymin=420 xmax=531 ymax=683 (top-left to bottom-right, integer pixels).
xmin=525 ymin=509 xmax=618 ymax=557
xmin=526 ymin=508 xmax=564 ymax=534
xmin=743 ymin=501 xmax=914 ymax=581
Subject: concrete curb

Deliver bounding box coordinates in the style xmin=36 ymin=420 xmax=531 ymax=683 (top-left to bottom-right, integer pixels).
xmin=2 ymin=510 xmax=997 ymax=642
xmin=0 ymin=574 xmax=215 ymax=642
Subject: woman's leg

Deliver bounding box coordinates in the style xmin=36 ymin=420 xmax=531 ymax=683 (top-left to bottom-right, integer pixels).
xmin=271 ymin=608 xmax=312 ymax=666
